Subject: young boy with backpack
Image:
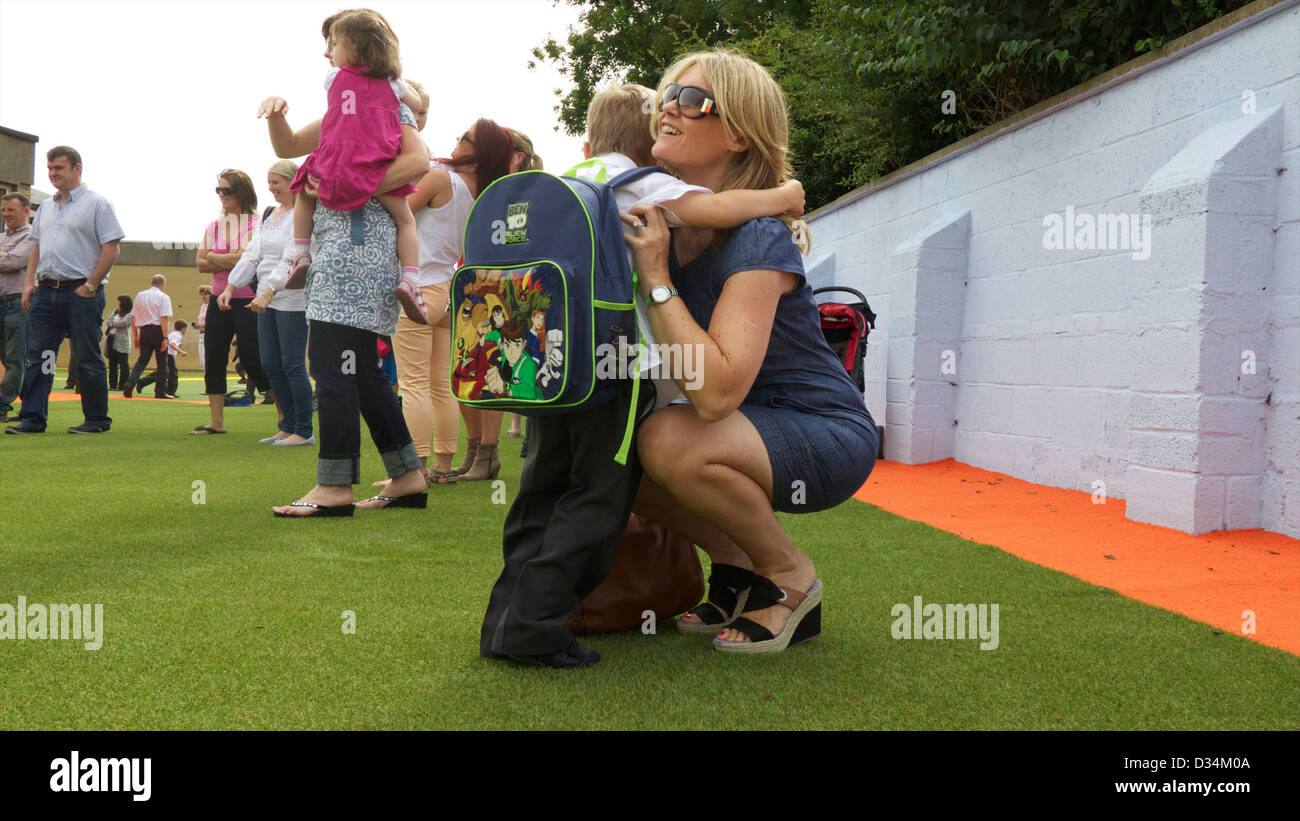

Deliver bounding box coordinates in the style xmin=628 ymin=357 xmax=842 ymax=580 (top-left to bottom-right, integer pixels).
xmin=478 ymin=84 xmax=805 ymax=668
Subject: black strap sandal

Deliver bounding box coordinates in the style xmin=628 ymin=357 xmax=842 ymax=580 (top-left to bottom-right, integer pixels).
xmin=714 ymin=577 xmax=823 ymax=654
xmin=676 ymin=564 xmax=758 ymax=634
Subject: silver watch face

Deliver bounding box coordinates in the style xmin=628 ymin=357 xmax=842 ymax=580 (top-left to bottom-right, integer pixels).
xmin=650 ymin=285 xmax=673 ymax=304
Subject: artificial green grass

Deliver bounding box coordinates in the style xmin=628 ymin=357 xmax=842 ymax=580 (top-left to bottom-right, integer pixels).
xmin=2 ymin=372 xmax=1298 ymax=729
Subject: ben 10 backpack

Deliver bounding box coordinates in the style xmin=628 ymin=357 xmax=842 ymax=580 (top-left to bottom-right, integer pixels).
xmin=449 ymin=164 xmax=660 ymax=464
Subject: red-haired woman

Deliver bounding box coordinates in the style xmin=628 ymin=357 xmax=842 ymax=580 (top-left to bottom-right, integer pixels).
xmin=387 ymin=119 xmax=515 ymax=487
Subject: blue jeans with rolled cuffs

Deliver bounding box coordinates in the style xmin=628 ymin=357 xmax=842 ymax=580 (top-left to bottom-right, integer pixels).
xmin=17 ymin=284 xmax=109 ymax=429
xmin=308 ymin=319 xmax=419 ymax=486
xmin=258 ymin=308 xmax=313 ymax=438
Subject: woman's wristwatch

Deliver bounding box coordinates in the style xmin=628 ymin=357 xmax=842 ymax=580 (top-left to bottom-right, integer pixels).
xmin=648 ymin=285 xmax=679 ymax=306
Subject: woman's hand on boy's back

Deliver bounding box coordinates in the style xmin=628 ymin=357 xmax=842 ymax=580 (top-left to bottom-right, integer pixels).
xmin=620 ymin=205 xmax=672 ymax=296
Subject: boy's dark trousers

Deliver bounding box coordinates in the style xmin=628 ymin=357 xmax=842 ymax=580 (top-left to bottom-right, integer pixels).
xmin=137 ymin=353 xmax=177 ymax=395
xmin=480 ymin=380 xmax=651 ymax=657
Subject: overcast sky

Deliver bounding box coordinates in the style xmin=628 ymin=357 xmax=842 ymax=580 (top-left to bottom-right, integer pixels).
xmin=0 ymin=0 xmax=589 ymax=242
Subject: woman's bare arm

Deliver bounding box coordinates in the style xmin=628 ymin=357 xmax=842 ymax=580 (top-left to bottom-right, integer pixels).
xmin=196 ymin=230 xmax=219 ymax=273
xmin=379 ymin=125 xmax=427 ymax=192
xmin=407 ymin=166 xmax=452 ymax=212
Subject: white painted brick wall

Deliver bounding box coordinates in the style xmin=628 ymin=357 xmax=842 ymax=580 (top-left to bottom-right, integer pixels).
xmin=805 ymin=4 xmax=1300 ymax=538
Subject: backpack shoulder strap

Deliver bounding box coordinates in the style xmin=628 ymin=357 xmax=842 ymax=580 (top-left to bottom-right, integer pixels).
xmin=564 ymin=157 xmax=608 ymax=182
xmin=606 ymin=165 xmax=666 ymax=189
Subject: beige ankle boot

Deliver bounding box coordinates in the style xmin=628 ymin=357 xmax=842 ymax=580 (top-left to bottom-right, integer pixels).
xmin=450 ymin=437 xmax=480 ymax=476
xmin=460 ymin=443 xmax=500 ymax=481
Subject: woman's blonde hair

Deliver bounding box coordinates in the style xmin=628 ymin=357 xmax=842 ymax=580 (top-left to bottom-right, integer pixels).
xmin=656 ymin=48 xmax=808 ymax=249
xmin=507 ymin=128 xmax=543 ymax=171
xmin=268 ymin=159 xmax=299 ymax=181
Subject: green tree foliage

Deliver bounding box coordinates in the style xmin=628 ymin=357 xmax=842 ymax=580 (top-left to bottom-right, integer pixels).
xmin=740 ymin=15 xmax=946 ymax=205
xmin=532 ymin=0 xmax=814 ymax=135
xmin=837 ymin=0 xmax=1250 ymax=136
xmin=534 ymin=0 xmax=1251 ymax=209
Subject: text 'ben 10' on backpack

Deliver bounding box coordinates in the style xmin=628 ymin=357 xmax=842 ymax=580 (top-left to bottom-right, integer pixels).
xmin=449 ymin=166 xmax=661 ymax=464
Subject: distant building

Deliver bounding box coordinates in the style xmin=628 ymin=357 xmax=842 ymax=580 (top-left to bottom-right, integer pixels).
xmin=0 ymin=126 xmax=38 ymax=210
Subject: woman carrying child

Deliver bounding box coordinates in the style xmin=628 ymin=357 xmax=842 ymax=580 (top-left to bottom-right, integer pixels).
xmin=258 ymin=8 xmax=429 ymax=516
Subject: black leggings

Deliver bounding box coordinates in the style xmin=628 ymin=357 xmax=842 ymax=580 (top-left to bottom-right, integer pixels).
xmin=203 ymin=298 xmax=269 ymax=395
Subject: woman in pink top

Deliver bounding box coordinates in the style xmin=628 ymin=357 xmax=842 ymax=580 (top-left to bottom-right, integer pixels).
xmin=193 ymin=169 xmax=269 ymax=434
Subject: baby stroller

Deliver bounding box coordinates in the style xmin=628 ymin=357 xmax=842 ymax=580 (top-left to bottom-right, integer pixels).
xmin=815 ymin=286 xmax=883 ymax=458
xmin=813 ymin=286 xmax=874 ymax=394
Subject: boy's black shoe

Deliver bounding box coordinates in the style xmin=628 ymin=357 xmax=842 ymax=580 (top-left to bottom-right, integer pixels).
xmin=509 ymin=639 xmax=600 ymax=669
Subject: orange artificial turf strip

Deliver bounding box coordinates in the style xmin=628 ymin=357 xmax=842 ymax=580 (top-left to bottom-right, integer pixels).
xmin=48 ymin=391 xmax=208 ymax=405
xmin=854 ymin=459 xmax=1300 ymax=656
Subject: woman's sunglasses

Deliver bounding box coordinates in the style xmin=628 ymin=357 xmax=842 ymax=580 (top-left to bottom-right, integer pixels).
xmin=458 ymin=132 xmax=475 ymax=147
xmin=214 ymin=187 xmax=235 ymax=196
xmin=661 ymin=83 xmax=719 ymax=118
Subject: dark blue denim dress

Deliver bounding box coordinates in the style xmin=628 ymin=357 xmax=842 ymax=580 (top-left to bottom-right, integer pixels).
xmin=672 ymin=218 xmax=878 ymax=513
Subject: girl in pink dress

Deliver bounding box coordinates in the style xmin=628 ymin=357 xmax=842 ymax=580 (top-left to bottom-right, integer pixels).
xmin=285 ymin=8 xmax=428 ymax=324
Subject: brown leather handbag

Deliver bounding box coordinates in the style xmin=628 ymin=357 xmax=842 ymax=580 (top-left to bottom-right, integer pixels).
xmin=567 ymin=513 xmax=705 ymax=635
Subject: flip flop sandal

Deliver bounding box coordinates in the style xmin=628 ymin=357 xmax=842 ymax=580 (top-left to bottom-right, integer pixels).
xmin=273 ymin=501 xmax=355 ymax=518
xmin=714 ymin=577 xmax=822 ymax=654
xmin=676 ymin=564 xmax=757 ymax=635
xmin=190 ymin=425 xmax=226 ymax=435
xmin=360 ymin=492 xmax=428 ymax=509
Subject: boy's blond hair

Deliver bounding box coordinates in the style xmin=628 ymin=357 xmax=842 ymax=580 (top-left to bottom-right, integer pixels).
xmin=586 ymin=84 xmax=656 ymax=164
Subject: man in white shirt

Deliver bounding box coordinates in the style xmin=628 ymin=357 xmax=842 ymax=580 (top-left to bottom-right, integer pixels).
xmin=122 ymin=274 xmax=173 ymax=399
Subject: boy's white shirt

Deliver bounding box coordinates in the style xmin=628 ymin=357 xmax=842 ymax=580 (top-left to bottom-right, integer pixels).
xmin=167 ymin=330 xmax=183 ymax=354
xmin=588 ymin=152 xmax=709 ymax=391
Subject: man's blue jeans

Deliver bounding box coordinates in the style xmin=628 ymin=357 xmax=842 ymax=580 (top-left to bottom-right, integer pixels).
xmin=0 ymin=295 xmax=26 ymax=415
xmin=18 ymin=285 xmax=110 ymax=430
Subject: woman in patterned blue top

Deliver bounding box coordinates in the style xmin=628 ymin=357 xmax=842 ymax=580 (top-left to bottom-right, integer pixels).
xmin=622 ymin=49 xmax=878 ymax=653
